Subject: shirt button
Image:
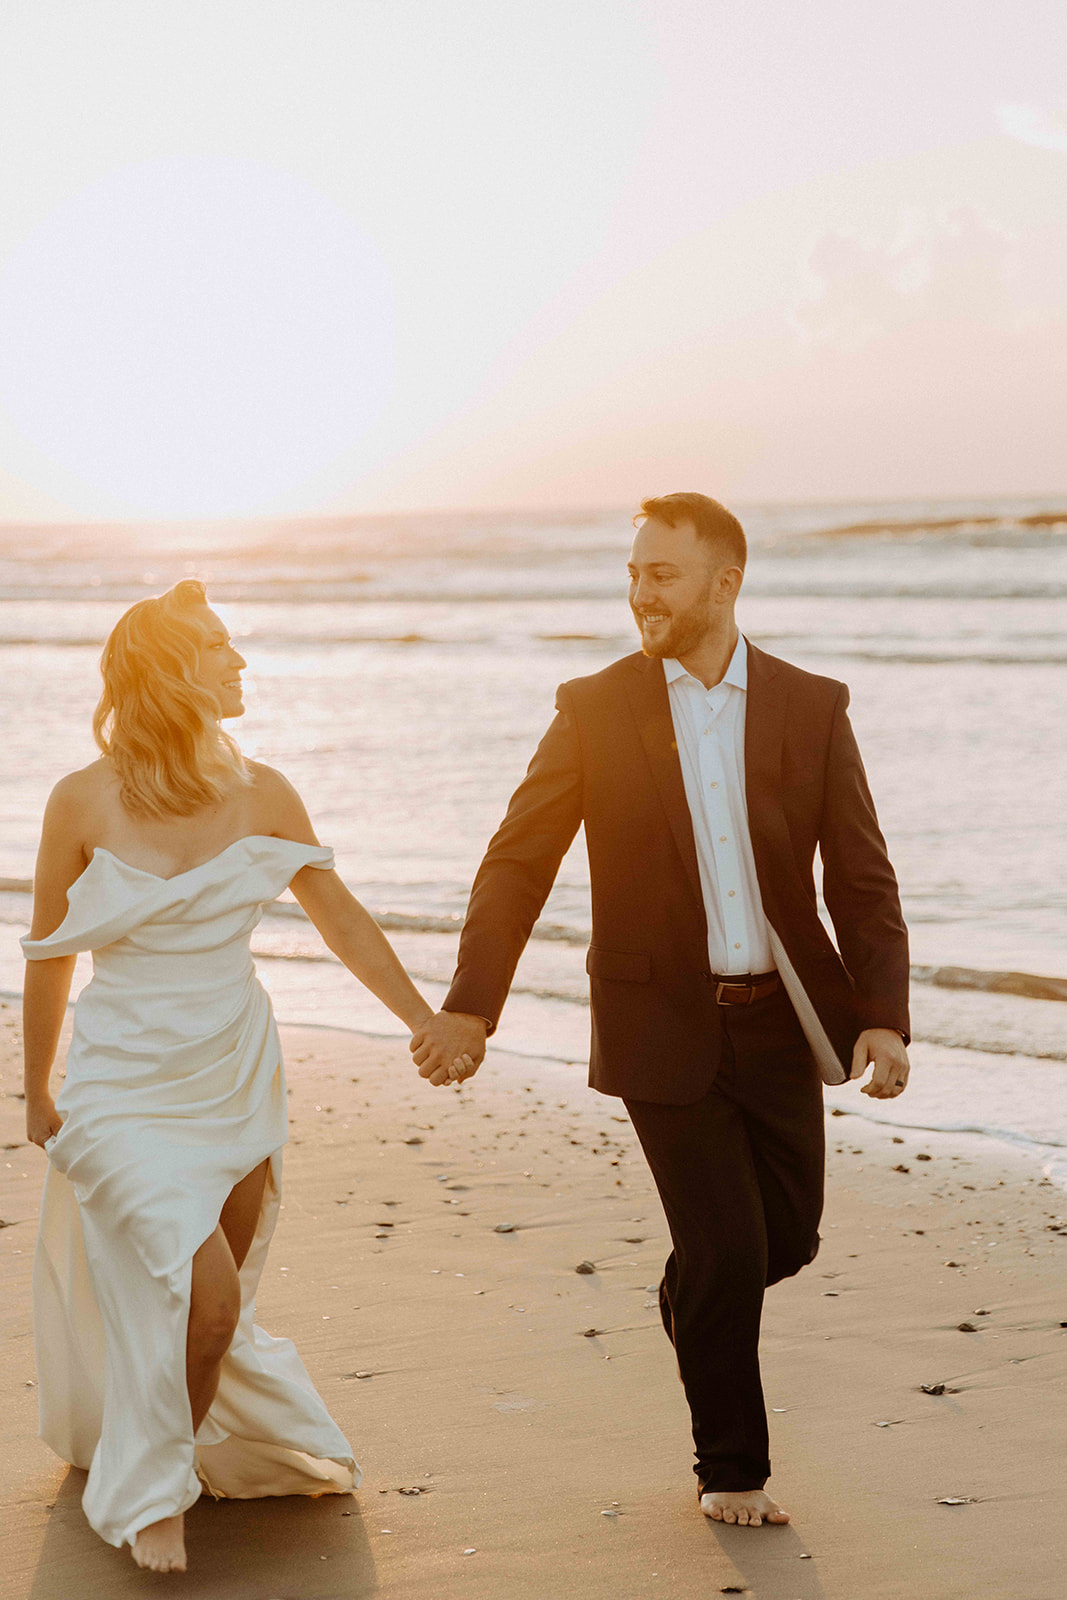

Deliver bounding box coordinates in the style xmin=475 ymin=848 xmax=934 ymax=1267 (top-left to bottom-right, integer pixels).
xmin=709 ymin=781 xmax=718 ymax=788
xmin=719 ymin=835 xmax=727 ymax=842
xmin=734 ymin=942 xmax=741 ymax=950
xmin=728 ymin=890 xmax=735 ymax=897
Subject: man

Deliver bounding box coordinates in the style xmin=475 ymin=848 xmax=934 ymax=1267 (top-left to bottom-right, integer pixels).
xmin=412 ymin=492 xmax=910 ymax=1527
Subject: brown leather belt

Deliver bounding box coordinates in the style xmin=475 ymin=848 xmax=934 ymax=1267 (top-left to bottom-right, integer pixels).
xmin=713 ymin=972 xmax=780 ymax=1006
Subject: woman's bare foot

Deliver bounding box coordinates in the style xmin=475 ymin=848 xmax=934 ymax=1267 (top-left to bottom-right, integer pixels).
xmin=132 ymin=1513 xmax=187 ymax=1572
xmin=700 ymin=1489 xmax=790 ymax=1528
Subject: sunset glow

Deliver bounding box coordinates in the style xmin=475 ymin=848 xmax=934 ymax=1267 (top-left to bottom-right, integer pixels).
xmin=0 ymin=1 xmax=1064 ymax=519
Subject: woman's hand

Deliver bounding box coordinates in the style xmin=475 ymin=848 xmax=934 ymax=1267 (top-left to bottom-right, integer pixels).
xmin=26 ymin=1095 xmax=63 ymax=1149
xmin=446 ymin=1053 xmax=476 ymax=1087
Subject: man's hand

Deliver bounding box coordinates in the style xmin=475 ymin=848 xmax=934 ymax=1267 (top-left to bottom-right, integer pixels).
xmin=411 ymin=1012 xmax=488 ymax=1088
xmin=851 ymin=1028 xmax=910 ymax=1098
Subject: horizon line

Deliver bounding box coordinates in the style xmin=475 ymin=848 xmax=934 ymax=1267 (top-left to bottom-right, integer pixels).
xmin=3 ymin=487 xmax=1067 ymax=536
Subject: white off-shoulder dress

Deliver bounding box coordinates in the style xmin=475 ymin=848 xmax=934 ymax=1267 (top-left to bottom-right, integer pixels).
xmin=22 ymin=835 xmax=359 ymax=1549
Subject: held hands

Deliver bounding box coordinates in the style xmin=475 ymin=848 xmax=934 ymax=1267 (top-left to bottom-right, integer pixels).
xmin=26 ymin=1095 xmax=63 ymax=1149
xmin=851 ymin=1028 xmax=910 ymax=1099
xmin=411 ymin=1011 xmax=488 ymax=1088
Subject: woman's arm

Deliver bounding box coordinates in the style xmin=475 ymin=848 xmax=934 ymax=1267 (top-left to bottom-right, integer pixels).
xmin=24 ymin=778 xmax=91 ymax=1146
xmin=291 ymin=870 xmax=435 ymax=1032
xmin=24 ymin=961 xmax=76 ymax=1145
xmin=254 ymin=765 xmax=435 ymax=1033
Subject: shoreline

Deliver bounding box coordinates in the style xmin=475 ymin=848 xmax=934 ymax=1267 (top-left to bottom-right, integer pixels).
xmin=6 ymin=876 xmax=1067 ymax=1005
xmin=2 ymin=1009 xmax=1066 ymax=1598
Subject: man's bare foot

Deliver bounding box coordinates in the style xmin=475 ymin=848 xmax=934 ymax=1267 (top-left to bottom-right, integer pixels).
xmin=700 ymin=1489 xmax=790 ymax=1528
xmin=132 ymin=1513 xmax=187 ymax=1572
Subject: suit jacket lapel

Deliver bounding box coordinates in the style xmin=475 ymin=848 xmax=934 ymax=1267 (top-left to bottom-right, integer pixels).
xmin=623 ymin=655 xmax=704 ymax=914
xmin=744 ymin=640 xmax=794 ymax=921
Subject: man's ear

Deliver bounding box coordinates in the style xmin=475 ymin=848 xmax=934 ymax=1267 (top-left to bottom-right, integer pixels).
xmin=715 ymin=565 xmax=744 ymax=604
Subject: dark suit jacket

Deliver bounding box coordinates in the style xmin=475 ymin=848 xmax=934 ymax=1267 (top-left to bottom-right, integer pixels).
xmin=444 ymin=641 xmax=910 ymax=1104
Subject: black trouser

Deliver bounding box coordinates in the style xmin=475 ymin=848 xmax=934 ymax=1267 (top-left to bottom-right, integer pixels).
xmin=624 ymin=985 xmax=825 ymax=1493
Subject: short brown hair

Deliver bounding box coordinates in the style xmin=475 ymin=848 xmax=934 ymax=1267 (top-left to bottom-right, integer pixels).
xmin=634 ymin=492 xmax=747 ymax=569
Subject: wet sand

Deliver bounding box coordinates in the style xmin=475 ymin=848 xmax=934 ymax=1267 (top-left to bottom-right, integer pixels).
xmin=1 ymin=1001 xmax=1065 ymax=1600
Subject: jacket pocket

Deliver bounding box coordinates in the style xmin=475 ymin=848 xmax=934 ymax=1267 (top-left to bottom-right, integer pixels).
xmin=586 ymin=946 xmax=652 ymax=983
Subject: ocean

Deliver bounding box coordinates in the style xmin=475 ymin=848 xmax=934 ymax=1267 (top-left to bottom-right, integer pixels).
xmin=2 ymin=498 xmax=1066 ymax=1185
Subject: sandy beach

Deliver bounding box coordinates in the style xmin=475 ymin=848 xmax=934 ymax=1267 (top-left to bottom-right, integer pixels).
xmin=1 ymin=1001 xmax=1065 ymax=1600
xmin=2 ymin=1 xmax=1066 ymax=1593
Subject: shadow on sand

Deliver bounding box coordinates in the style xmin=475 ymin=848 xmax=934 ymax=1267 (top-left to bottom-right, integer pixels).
xmin=708 ymin=1519 xmax=829 ymax=1600
xmin=28 ymin=1469 xmax=378 ymax=1600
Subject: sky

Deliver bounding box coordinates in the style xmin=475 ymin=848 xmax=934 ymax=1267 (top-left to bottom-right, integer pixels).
xmin=0 ymin=0 xmax=1064 ymax=522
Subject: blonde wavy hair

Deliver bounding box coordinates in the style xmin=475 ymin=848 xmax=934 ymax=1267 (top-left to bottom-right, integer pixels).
xmin=93 ymin=579 xmax=249 ymax=819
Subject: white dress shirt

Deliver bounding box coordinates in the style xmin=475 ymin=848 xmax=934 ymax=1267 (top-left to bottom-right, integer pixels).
xmin=663 ymin=635 xmax=774 ymax=976
xmin=663 ymin=635 xmax=846 ymax=1082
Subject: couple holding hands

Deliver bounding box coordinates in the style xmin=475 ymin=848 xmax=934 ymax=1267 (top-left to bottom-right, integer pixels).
xmin=23 ymin=492 xmax=909 ymax=1572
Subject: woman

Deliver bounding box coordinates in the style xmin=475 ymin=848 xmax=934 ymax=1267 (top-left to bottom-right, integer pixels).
xmin=22 ymin=580 xmax=463 ymax=1573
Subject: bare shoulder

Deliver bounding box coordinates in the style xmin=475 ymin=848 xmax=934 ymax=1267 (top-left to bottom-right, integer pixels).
xmin=45 ymin=760 xmax=115 ymax=828
xmin=32 ymin=762 xmax=114 ymax=908
xmin=245 ymin=760 xmax=299 ymax=803
xmin=245 ymin=761 xmax=319 ymax=843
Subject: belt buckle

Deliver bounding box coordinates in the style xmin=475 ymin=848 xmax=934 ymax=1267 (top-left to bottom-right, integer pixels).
xmin=715 ymin=980 xmax=751 ymax=1006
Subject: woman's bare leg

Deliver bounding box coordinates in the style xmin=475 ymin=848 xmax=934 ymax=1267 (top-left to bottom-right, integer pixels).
xmin=219 ymin=1155 xmax=270 ymax=1270
xmin=131 ymin=1227 xmax=237 ymax=1573
xmin=186 ymin=1226 xmax=242 ymax=1431
xmin=131 ymin=1158 xmax=268 ymax=1573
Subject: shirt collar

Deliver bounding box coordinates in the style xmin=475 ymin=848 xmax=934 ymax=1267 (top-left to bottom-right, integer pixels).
xmin=664 ymin=633 xmax=748 ymax=693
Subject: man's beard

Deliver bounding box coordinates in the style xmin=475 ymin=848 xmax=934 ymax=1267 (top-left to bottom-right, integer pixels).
xmin=633 ymin=587 xmax=714 ymax=660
